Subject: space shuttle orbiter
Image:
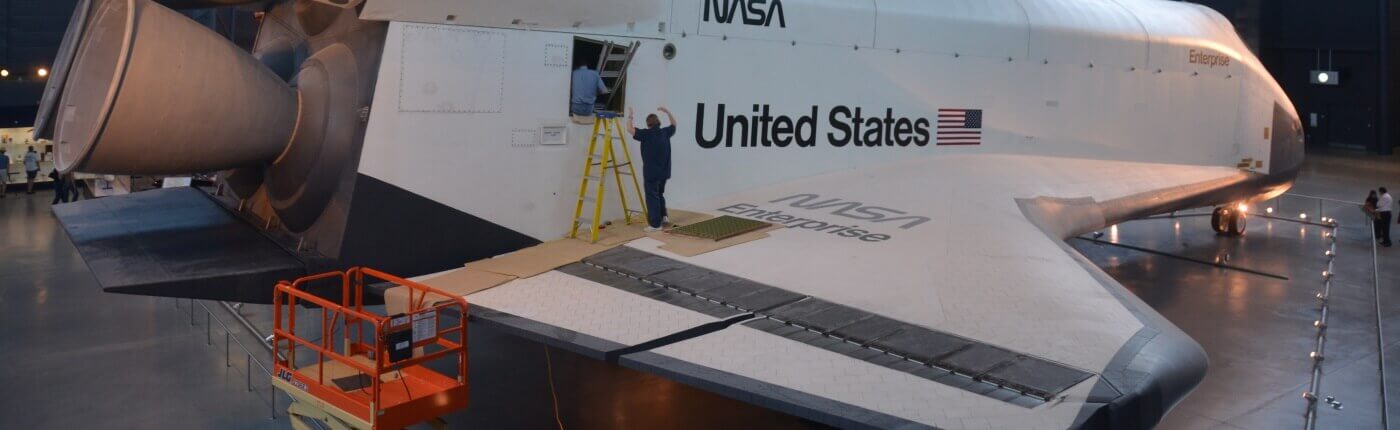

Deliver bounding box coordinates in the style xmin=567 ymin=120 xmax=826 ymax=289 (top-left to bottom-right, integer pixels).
xmin=38 ymin=0 xmax=1302 ymax=428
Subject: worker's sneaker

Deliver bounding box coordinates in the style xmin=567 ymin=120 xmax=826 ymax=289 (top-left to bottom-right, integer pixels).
xmin=645 ymin=225 xmax=664 ymax=233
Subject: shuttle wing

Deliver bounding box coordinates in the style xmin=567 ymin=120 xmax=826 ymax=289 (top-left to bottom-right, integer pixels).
xmin=422 ymin=154 xmax=1251 ymax=429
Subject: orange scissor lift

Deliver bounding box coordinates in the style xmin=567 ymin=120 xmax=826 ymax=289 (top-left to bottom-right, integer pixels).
xmin=272 ymin=268 xmax=470 ymax=430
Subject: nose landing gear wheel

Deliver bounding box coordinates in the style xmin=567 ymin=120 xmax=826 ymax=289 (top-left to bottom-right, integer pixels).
xmin=1211 ymin=206 xmax=1247 ymax=236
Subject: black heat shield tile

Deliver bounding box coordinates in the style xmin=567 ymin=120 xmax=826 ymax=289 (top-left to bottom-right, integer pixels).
xmin=580 ymin=246 xmax=639 ymax=269
xmin=796 ymin=305 xmax=873 ymax=332
xmin=578 ymin=245 xmax=1099 ymax=404
xmin=765 ymin=298 xmax=836 ymax=324
xmin=724 ymin=287 xmax=805 ymax=312
xmin=829 ymin=315 xmax=906 ymax=345
xmin=622 ymin=254 xmax=691 ymax=276
xmin=583 ymin=247 xmax=687 ymax=277
xmin=52 ymin=187 xmax=306 ymax=303
xmin=649 ymin=266 xmax=746 ymax=293
xmin=690 ymin=279 xmax=759 ymax=302
xmin=556 ymin=263 xmax=741 ymax=319
xmin=938 ymin=344 xmax=1019 ymax=376
xmin=870 ymin=327 xmax=973 ymax=363
xmin=557 ymin=261 xmax=630 ymax=286
xmin=980 ymin=357 xmax=1094 ymax=399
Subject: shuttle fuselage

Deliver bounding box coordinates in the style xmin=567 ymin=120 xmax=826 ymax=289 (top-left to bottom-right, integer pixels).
xmin=37 ymin=0 xmax=1302 ymax=304
xmin=355 ymin=0 xmax=1300 ymax=243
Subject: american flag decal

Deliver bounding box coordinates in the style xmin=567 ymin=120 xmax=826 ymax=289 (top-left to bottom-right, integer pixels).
xmin=937 ymin=109 xmax=983 ymax=145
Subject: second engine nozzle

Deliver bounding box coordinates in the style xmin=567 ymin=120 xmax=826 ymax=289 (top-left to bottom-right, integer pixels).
xmin=54 ymin=0 xmax=297 ymax=175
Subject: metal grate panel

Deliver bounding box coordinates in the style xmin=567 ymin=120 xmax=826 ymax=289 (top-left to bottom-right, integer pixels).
xmin=668 ymin=215 xmax=772 ymax=241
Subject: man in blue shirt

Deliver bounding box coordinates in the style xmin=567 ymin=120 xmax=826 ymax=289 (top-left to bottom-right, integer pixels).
xmin=628 ymin=106 xmax=677 ymax=231
xmin=23 ymin=146 xmax=40 ymax=194
xmin=571 ymin=62 xmax=609 ymax=118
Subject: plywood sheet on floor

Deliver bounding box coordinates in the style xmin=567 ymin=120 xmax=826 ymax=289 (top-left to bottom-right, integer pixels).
xmin=465 ymin=239 xmax=611 ymax=278
xmin=586 ymin=221 xmax=648 ymax=246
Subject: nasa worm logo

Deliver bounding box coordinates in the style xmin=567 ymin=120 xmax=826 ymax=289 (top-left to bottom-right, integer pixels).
xmin=717 ymin=194 xmax=931 ymax=243
xmin=704 ymin=0 xmax=787 ymax=28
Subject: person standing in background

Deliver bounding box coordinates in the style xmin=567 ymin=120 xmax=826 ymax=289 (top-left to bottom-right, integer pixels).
xmin=1365 ymin=190 xmax=1379 ymax=221
xmin=65 ymin=172 xmax=81 ymax=202
xmin=1378 ymin=187 xmax=1393 ymax=247
xmin=23 ymin=146 xmax=39 ymax=194
xmin=0 ymin=149 xmax=9 ymax=198
xmin=49 ymin=169 xmax=67 ymax=205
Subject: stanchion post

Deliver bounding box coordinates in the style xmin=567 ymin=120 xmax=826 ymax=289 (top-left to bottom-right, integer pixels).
xmin=1373 ymin=220 xmax=1390 ymax=430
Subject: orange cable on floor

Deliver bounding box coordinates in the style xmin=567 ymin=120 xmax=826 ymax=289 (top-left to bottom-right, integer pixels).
xmin=545 ymin=345 xmax=565 ymax=430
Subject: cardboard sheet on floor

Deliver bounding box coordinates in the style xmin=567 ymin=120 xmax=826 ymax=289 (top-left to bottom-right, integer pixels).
xmin=580 ymin=210 xmax=714 ymax=246
xmin=587 ymin=221 xmax=648 ymax=246
xmin=385 ymin=268 xmax=516 ymax=315
xmin=652 ymin=225 xmax=784 ymax=257
xmin=465 ymin=239 xmax=612 ymax=278
xmin=663 ymin=209 xmax=714 ymax=229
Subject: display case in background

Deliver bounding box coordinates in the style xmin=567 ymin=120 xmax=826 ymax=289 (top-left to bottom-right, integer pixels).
xmin=1 ymin=127 xmax=52 ymax=184
xmin=1 ymin=127 xmax=103 ymax=187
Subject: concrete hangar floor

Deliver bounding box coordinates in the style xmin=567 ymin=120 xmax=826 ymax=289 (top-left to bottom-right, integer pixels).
xmin=0 ymin=150 xmax=1396 ymax=430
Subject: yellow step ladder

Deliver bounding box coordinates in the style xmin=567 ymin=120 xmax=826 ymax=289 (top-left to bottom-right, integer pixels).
xmin=569 ymin=112 xmax=647 ymax=242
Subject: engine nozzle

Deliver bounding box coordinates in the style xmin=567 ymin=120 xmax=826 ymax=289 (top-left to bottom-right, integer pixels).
xmin=49 ymin=0 xmax=297 ymax=175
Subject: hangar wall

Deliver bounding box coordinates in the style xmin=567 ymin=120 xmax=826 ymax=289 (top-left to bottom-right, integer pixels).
xmin=1195 ymin=0 xmax=1400 ymax=155
xmin=0 ymin=0 xmax=260 ymax=126
xmin=0 ymin=0 xmax=80 ymax=126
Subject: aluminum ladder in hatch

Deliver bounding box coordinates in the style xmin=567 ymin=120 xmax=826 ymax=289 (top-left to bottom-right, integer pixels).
xmin=594 ymin=40 xmax=639 ymax=112
xmin=569 ymin=112 xmax=647 ymax=243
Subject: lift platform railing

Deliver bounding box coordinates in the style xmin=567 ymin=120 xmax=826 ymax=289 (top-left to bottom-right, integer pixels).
xmin=272 ymin=267 xmax=469 ymax=430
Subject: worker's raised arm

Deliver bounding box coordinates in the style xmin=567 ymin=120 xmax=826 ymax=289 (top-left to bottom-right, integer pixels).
xmin=659 ymin=106 xmax=677 ymax=127
xmin=659 ymin=106 xmax=677 ymax=136
xmin=626 ymin=107 xmax=637 ymax=136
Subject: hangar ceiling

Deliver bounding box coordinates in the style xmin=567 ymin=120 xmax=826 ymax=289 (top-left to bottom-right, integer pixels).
xmin=0 ymin=0 xmax=258 ymax=126
xmin=0 ymin=0 xmax=79 ymax=126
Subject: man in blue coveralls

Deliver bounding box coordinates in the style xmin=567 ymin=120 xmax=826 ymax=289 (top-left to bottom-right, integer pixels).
xmin=627 ymin=106 xmax=677 ymax=232
xmin=571 ymin=60 xmax=609 ymax=119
